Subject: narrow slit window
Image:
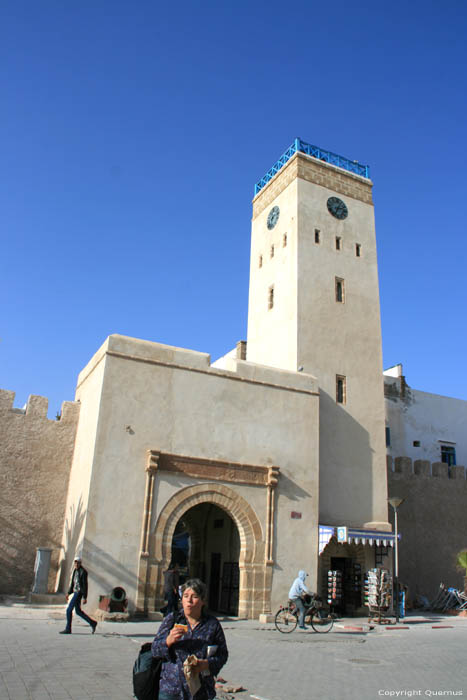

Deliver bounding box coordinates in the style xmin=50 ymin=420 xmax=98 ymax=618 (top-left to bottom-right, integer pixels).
xmin=356 ymin=244 xmax=361 ymax=257
xmin=336 ymin=236 xmax=341 ymax=251
xmin=283 ymin=233 xmax=287 ymax=247
xmin=259 ymin=255 xmax=263 ymax=268
xmin=270 ymin=245 xmax=275 ymax=258
xmin=336 ymin=375 xmax=346 ymax=404
xmin=268 ymin=285 xmax=274 ymax=310
xmin=315 ymin=229 xmax=320 ymax=244
xmin=335 ymin=277 xmax=345 ymax=303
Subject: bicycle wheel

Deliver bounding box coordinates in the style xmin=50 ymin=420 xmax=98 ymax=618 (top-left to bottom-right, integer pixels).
xmin=275 ymin=608 xmax=298 ymax=634
xmin=310 ymin=609 xmax=334 ymax=633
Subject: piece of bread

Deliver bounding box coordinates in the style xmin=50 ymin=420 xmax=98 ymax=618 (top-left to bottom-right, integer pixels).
xmin=174 ymin=623 xmax=188 ymax=633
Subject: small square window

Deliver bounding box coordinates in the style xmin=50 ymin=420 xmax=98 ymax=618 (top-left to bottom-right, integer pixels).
xmin=283 ymin=233 xmax=287 ymax=247
xmin=413 ymin=440 xmax=420 ymax=447
xmin=336 ymin=237 xmax=341 ymax=251
xmin=270 ymin=245 xmax=274 ymax=258
xmin=259 ymin=255 xmax=263 ymax=268
xmin=268 ymin=285 xmax=274 ymax=310
xmin=315 ymin=229 xmax=320 ymax=244
xmin=335 ymin=277 xmax=345 ymax=303
xmin=336 ymin=375 xmax=346 ymax=404
xmin=356 ymin=244 xmax=361 ymax=257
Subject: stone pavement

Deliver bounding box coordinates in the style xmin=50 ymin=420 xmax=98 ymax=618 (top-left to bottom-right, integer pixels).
xmin=1 ymin=599 xmax=467 ymax=700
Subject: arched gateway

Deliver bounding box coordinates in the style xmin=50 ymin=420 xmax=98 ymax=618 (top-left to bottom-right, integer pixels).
xmin=136 ymin=451 xmax=280 ymax=619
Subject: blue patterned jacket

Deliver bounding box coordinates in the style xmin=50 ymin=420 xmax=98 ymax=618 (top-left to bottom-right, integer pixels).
xmin=152 ymin=610 xmax=228 ymax=700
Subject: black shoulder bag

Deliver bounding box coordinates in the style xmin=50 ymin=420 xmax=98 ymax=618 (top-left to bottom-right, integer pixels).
xmin=133 ymin=642 xmax=163 ymax=700
xmin=133 ymin=617 xmax=176 ymax=700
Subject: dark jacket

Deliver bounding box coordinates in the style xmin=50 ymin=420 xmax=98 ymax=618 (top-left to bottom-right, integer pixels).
xmin=163 ymin=567 xmax=180 ymax=596
xmin=152 ymin=609 xmax=228 ymax=700
xmin=67 ymin=565 xmax=88 ymax=599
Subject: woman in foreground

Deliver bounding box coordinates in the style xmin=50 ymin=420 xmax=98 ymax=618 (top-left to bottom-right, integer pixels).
xmin=152 ymin=578 xmax=228 ymax=700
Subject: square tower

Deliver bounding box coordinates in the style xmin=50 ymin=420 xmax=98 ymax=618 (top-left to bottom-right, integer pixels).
xmin=247 ymin=139 xmax=390 ymax=531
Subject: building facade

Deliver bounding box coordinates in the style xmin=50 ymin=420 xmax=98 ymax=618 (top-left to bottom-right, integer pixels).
xmin=2 ymin=139 xmax=465 ymax=616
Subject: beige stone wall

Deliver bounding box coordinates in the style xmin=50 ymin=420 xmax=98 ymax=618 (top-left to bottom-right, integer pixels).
xmin=64 ymin=334 xmax=320 ymax=617
xmin=387 ymin=456 xmax=467 ymax=601
xmin=296 ymin=174 xmax=387 ymax=529
xmin=56 ymin=345 xmax=108 ymax=595
xmin=0 ymin=390 xmax=80 ymax=594
xmin=247 ymin=177 xmax=299 ymax=371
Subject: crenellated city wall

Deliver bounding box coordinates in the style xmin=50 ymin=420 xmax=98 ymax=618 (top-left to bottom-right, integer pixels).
xmin=0 ymin=390 xmax=80 ymax=595
xmin=387 ymin=456 xmax=467 ymax=602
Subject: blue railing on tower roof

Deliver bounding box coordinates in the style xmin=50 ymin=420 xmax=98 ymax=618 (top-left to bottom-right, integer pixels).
xmin=254 ymin=138 xmax=370 ymax=195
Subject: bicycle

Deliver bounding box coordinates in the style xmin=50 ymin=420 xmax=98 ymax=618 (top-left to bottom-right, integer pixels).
xmin=274 ymin=594 xmax=334 ymax=634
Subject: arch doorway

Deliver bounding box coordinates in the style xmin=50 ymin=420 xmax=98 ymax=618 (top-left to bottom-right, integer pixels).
xmin=171 ymin=503 xmax=240 ymax=615
xmin=142 ymin=482 xmax=274 ymax=619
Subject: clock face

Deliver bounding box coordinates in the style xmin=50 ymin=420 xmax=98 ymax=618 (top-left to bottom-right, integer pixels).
xmin=327 ymin=197 xmax=348 ymax=220
xmin=267 ymin=206 xmax=280 ymax=230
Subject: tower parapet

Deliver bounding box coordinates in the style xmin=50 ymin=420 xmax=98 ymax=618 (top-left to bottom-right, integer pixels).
xmin=254 ymin=137 xmax=370 ymax=195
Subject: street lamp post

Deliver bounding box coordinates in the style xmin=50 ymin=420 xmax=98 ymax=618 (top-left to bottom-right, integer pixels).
xmin=388 ymin=496 xmax=405 ymax=623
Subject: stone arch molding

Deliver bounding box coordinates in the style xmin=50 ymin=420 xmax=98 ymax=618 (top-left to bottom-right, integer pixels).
xmin=137 ymin=480 xmax=276 ymax=620
xmin=152 ymin=483 xmax=264 ymax=566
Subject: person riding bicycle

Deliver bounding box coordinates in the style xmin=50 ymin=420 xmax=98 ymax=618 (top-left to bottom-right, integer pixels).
xmin=288 ymin=570 xmax=310 ymax=629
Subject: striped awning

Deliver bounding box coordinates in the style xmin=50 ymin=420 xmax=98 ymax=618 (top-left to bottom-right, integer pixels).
xmin=337 ymin=526 xmax=396 ymax=547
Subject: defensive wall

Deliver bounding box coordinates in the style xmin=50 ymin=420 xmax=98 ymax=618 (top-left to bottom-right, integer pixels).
xmin=0 ymin=390 xmax=80 ymax=595
xmin=387 ymin=456 xmax=467 ymax=602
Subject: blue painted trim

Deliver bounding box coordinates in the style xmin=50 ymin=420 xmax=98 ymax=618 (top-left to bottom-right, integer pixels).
xmin=254 ymin=138 xmax=370 ymax=195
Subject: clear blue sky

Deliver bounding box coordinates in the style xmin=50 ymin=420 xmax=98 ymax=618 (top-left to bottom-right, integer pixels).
xmin=1 ymin=0 xmax=466 ymax=417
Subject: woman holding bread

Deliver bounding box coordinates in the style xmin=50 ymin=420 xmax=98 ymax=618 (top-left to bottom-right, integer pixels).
xmin=152 ymin=578 xmax=228 ymax=700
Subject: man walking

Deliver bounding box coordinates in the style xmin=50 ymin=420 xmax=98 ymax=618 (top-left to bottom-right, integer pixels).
xmin=60 ymin=556 xmax=97 ymax=635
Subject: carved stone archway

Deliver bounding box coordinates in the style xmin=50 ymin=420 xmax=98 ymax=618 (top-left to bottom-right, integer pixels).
xmin=136 ymin=452 xmax=279 ymax=619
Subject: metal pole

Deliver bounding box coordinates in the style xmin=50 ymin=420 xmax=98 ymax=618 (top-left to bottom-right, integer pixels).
xmin=394 ymin=508 xmax=399 ymax=623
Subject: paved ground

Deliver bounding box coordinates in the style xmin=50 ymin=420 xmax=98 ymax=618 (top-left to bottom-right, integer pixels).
xmin=1 ymin=599 xmax=466 ymax=700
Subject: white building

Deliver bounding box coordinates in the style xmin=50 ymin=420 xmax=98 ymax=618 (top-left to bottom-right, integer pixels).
xmin=384 ymin=364 xmax=467 ymax=469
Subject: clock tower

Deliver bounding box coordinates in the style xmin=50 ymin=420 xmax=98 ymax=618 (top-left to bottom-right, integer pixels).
xmin=246 ymin=139 xmax=389 ymax=531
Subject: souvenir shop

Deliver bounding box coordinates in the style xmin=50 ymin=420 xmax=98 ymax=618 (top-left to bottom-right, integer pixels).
xmin=318 ymin=526 xmax=396 ymax=617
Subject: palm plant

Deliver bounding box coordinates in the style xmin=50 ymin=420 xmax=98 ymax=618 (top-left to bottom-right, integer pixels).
xmin=456 ymin=550 xmax=467 ymax=594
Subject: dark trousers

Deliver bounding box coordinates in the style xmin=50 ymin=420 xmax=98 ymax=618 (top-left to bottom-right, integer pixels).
xmin=165 ymin=590 xmax=179 ymax=616
xmin=66 ymin=592 xmax=94 ymax=631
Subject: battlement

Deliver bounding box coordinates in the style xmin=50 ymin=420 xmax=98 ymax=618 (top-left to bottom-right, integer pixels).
xmin=387 ymin=455 xmax=466 ymax=480
xmin=0 ymin=389 xmax=80 ymax=424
